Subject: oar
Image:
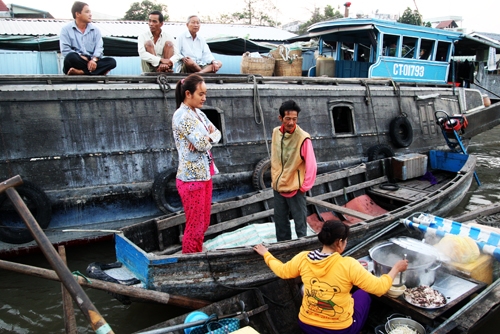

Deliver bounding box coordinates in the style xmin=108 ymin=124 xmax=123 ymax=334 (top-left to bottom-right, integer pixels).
xmin=1 ymin=175 xmax=113 ymax=334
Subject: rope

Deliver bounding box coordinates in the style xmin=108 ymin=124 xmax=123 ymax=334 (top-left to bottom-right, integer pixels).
xmin=156 ymin=74 xmax=171 ymax=112
xmin=362 ymin=81 xmax=382 ymax=145
xmin=390 ymin=80 xmax=406 ymax=117
xmin=250 ymin=75 xmax=271 ymax=158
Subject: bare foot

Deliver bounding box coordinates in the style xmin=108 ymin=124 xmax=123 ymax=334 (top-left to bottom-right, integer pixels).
xmin=67 ymin=68 xmax=84 ymax=75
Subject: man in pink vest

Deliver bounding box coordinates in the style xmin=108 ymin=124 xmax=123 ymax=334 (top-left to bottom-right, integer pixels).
xmin=271 ymin=100 xmax=317 ymax=241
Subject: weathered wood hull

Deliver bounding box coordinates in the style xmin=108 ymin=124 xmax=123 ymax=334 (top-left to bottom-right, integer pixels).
xmin=135 ymin=277 xmax=304 ymax=334
xmin=136 ymin=224 xmax=500 ymax=334
xmin=0 ymin=75 xmax=494 ymax=229
xmin=112 ymin=150 xmax=476 ymax=301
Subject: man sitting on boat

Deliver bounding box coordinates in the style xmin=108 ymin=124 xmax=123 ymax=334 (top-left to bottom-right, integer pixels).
xmin=177 ymin=15 xmax=222 ymax=73
xmin=138 ymin=11 xmax=180 ymax=73
xmin=271 ymin=100 xmax=317 ymax=241
xmin=59 ymin=1 xmax=116 ymax=76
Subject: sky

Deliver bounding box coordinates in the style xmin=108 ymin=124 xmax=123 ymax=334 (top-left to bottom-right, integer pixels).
xmin=7 ymin=0 xmax=500 ymax=33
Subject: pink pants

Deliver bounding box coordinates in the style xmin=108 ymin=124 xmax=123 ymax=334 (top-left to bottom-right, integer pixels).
xmin=176 ymin=178 xmax=213 ymax=253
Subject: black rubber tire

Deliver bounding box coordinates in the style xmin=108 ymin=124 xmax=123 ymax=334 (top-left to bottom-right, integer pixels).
xmin=252 ymin=158 xmax=272 ymax=190
xmin=0 ymin=180 xmax=52 ymax=244
xmin=389 ymin=117 xmax=413 ymax=148
xmin=367 ymin=144 xmax=395 ymax=161
xmin=152 ymin=169 xmax=183 ymax=214
xmin=380 ymin=183 xmax=400 ymax=191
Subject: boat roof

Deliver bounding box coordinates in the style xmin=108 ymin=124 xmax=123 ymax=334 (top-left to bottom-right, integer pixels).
xmin=307 ymin=18 xmax=462 ymax=43
xmin=288 ymin=18 xmax=500 ymax=56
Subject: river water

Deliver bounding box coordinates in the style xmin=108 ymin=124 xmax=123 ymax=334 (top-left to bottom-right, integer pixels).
xmin=1 ymin=126 xmax=500 ymax=333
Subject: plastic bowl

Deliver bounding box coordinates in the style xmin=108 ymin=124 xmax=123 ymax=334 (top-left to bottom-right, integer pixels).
xmin=184 ymin=311 xmax=209 ymax=334
xmin=386 ymin=285 xmax=406 ymax=298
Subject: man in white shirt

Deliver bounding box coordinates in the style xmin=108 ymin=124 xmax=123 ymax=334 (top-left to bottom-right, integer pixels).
xmin=177 ymin=15 xmax=222 ymax=73
xmin=138 ymin=11 xmax=180 ymax=73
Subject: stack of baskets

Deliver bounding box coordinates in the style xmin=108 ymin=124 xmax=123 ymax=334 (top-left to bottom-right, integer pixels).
xmin=240 ymin=52 xmax=275 ymax=76
xmin=269 ymin=45 xmax=303 ymax=77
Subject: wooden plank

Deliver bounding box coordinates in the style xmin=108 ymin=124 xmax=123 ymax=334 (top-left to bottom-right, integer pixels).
xmin=449 ymin=202 xmax=500 ymax=222
xmin=311 ymin=176 xmax=388 ymax=201
xmin=313 ymin=164 xmax=367 ymax=185
xmin=156 ymin=190 xmax=274 ymax=231
xmin=305 ymin=197 xmax=374 ymax=220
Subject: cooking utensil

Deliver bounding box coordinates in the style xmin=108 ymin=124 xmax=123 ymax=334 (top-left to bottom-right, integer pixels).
xmin=385 ymin=317 xmax=426 ymax=334
xmin=398 ymin=253 xmax=407 ymax=287
xmin=369 ymin=242 xmax=441 ymax=288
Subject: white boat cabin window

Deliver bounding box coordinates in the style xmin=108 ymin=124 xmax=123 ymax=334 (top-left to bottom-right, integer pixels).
xmin=201 ymin=108 xmax=224 ymax=144
xmin=330 ymin=104 xmax=354 ymax=136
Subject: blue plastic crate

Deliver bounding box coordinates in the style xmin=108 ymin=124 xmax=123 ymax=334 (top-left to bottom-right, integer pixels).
xmin=429 ymin=150 xmax=468 ymax=172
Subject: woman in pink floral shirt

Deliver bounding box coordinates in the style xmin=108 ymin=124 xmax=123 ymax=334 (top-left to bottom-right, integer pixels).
xmin=172 ymin=74 xmax=221 ymax=253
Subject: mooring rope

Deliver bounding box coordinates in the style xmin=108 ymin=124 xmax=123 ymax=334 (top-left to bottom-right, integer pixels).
xmin=156 ymin=74 xmax=171 ymax=112
xmin=250 ymin=75 xmax=271 ymax=159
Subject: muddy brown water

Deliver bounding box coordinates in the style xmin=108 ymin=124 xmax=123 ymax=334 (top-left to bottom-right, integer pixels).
xmin=1 ymin=126 xmax=500 ymax=333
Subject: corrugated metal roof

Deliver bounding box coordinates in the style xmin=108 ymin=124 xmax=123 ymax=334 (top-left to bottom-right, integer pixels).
xmin=0 ymin=18 xmax=296 ymax=41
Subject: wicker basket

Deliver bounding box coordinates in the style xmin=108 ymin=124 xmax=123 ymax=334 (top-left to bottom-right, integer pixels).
xmin=274 ymin=57 xmax=303 ymax=76
xmin=240 ymin=52 xmax=275 ymax=76
xmin=270 ymin=46 xmax=302 ymax=60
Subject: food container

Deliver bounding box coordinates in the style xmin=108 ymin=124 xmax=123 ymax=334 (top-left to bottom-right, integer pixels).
xmin=386 ymin=285 xmax=406 ymax=298
xmin=385 ymin=317 xmax=425 ymax=334
xmin=369 ymin=242 xmax=441 ymax=288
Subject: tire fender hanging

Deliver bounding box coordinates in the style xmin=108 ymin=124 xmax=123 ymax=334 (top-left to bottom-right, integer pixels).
xmin=252 ymin=158 xmax=271 ymax=190
xmin=367 ymin=144 xmax=395 ymax=162
xmin=389 ymin=116 xmax=413 ymax=148
xmin=0 ymin=180 xmax=52 ymax=244
xmin=152 ymin=168 xmax=183 ymax=214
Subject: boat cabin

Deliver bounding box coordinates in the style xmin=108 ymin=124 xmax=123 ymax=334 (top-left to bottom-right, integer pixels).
xmin=306 ymin=18 xmax=462 ymax=84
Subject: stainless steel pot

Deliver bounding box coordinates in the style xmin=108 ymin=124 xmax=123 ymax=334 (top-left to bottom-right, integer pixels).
xmin=385 ymin=317 xmax=426 ymax=334
xmin=369 ymin=242 xmax=441 ymax=288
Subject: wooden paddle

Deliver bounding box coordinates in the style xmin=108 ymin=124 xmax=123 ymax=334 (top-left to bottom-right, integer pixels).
xmin=1 ymin=175 xmax=113 ymax=334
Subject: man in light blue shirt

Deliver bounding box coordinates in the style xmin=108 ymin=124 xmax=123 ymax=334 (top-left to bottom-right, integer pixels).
xmin=59 ymin=1 xmax=116 ymax=75
xmin=177 ymin=15 xmax=222 ymax=73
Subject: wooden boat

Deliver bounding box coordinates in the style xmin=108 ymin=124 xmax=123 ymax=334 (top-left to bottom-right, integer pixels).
xmin=2 ymin=18 xmax=500 ymax=246
xmin=135 ymin=228 xmax=500 ymax=334
xmin=92 ymin=149 xmax=477 ymax=301
xmin=134 ymin=278 xmax=304 ymax=334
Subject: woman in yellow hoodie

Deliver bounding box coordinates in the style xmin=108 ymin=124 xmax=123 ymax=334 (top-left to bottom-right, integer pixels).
xmin=253 ymin=221 xmax=408 ymax=334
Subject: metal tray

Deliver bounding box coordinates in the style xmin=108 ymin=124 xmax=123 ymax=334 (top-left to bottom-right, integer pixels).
xmin=403 ymin=287 xmax=447 ymax=309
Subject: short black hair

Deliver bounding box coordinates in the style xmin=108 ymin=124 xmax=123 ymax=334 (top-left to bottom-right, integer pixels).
xmin=71 ymin=1 xmax=88 ymax=19
xmin=149 ymin=10 xmax=164 ymax=23
xmin=279 ymin=100 xmax=301 ymax=117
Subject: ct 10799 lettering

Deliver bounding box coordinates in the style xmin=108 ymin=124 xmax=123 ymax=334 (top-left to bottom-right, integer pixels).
xmin=393 ymin=64 xmax=425 ymax=77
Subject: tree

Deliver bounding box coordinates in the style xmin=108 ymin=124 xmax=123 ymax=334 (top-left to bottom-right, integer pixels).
xmin=122 ymin=0 xmax=168 ymax=21
xmin=297 ymin=5 xmax=343 ymax=35
xmin=215 ymin=0 xmax=280 ymax=26
xmin=397 ymin=7 xmax=422 ymax=26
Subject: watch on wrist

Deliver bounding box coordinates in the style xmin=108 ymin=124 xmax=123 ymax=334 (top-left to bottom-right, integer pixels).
xmin=92 ymin=57 xmax=98 ymax=62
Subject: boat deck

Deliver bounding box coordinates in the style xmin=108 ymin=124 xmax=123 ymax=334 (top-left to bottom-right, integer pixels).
xmin=368 ymin=171 xmax=453 ymax=204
